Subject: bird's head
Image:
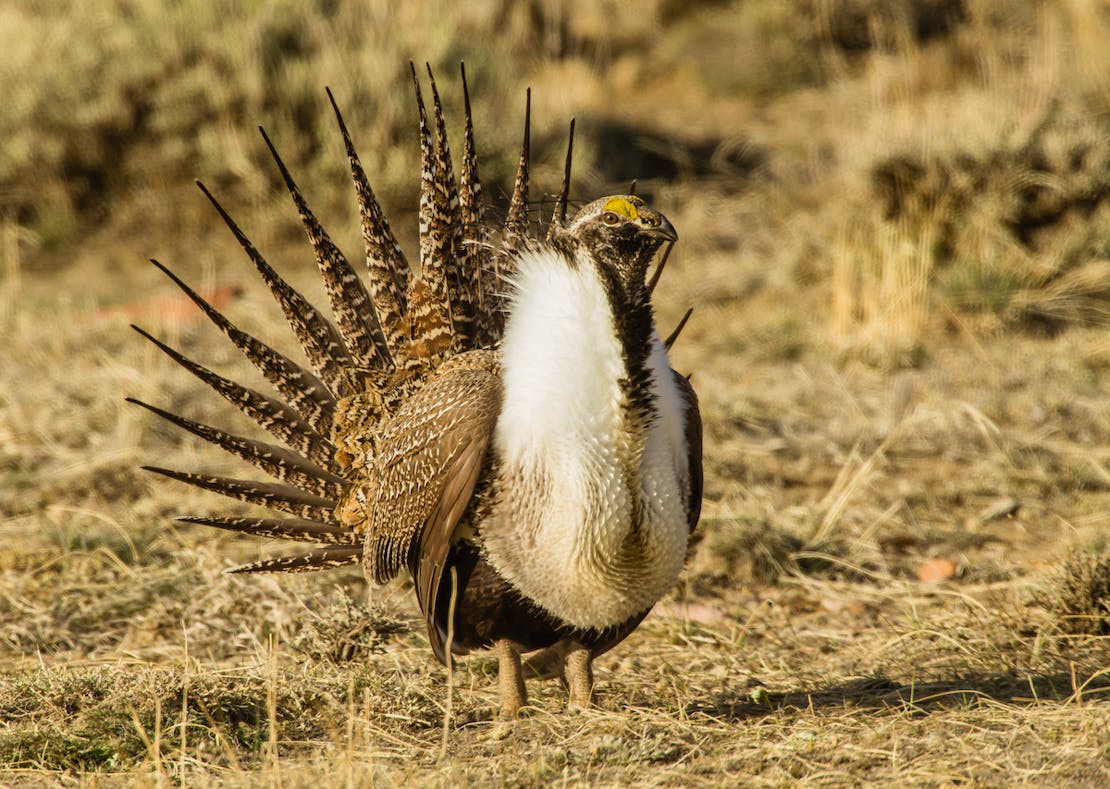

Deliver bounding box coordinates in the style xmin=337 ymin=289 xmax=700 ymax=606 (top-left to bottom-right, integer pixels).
xmin=555 ymin=195 xmax=677 ymax=289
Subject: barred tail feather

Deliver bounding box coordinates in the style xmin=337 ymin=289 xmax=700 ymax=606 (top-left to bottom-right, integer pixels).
xmin=141 ymin=466 xmax=338 ymax=523
xmin=226 ymin=546 xmax=363 ymax=574
xmin=145 ymin=259 xmax=337 ymax=435
xmin=127 ymin=398 xmax=348 ymax=499
xmin=258 ymin=126 xmax=394 ymax=373
xmin=326 ymin=87 xmax=410 ymax=351
xmin=412 ymin=63 xmax=438 ymax=289
xmin=502 ymin=88 xmax=531 ymax=257
xmin=459 ymin=63 xmax=497 ymax=349
xmin=406 ymin=63 xmax=456 ymax=361
xmin=490 ymin=89 xmax=532 ymax=337
xmin=457 ymin=63 xmax=482 ymax=234
xmin=177 ymin=515 xmax=357 ymax=545
xmin=426 ymin=64 xmax=474 ymax=349
xmin=196 ymin=180 xmax=357 ymax=397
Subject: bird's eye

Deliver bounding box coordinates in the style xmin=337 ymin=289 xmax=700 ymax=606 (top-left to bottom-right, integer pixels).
xmin=601 ymin=211 xmax=621 ymax=226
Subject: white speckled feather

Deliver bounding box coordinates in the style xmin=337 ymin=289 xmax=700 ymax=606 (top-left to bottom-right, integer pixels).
xmin=484 ymin=247 xmax=689 ymax=629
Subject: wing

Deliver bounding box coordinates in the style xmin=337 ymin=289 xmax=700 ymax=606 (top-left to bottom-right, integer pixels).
xmin=673 ymin=369 xmax=703 ymax=535
xmin=363 ymin=352 xmax=502 ymax=653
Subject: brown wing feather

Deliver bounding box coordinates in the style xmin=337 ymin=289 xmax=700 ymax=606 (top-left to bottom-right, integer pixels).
xmin=364 ymin=351 xmax=502 ymax=585
xmin=416 ymin=433 xmax=489 ymax=662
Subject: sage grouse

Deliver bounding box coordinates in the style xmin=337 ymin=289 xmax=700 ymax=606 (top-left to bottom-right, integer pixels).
xmin=132 ymin=65 xmax=702 ymax=718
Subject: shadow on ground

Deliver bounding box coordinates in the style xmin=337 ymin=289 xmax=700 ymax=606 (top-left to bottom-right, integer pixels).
xmin=689 ymin=667 xmax=1110 ymax=721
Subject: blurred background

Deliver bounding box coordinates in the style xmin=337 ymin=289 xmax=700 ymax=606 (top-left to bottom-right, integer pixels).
xmin=2 ymin=0 xmax=1108 ymax=342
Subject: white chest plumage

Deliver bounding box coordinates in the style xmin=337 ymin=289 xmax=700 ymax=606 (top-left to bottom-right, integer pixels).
xmin=484 ymin=248 xmax=690 ymax=630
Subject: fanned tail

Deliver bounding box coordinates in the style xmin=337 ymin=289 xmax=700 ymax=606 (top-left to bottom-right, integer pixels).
xmin=135 ymin=72 xmax=549 ymax=574
xmin=137 ymin=184 xmax=371 ymax=571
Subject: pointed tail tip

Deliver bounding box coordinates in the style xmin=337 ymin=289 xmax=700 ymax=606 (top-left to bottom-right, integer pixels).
xmin=195 ymin=179 xmax=217 ymax=203
xmin=664 ymin=307 xmax=694 ymax=350
xmin=258 ymin=125 xmax=279 ymax=156
xmin=552 ymin=117 xmax=577 ymax=230
xmin=460 ymin=62 xmax=472 ymax=106
xmin=147 ymin=258 xmax=175 ymax=281
xmin=523 ymin=89 xmax=532 ymax=151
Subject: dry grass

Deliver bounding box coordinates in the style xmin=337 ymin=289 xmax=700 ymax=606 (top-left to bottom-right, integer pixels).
xmin=3 ymin=0 xmax=1110 ymax=785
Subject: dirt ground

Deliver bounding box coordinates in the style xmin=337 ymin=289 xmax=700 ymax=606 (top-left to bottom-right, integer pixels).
xmin=2 ymin=1 xmax=1109 ymax=786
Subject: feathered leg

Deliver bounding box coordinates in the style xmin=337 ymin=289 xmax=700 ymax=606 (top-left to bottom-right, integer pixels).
xmin=495 ymin=638 xmax=528 ymax=719
xmin=564 ymin=640 xmax=594 ymax=712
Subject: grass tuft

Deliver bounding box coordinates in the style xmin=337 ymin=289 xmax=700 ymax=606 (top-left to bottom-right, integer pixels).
xmin=1041 ymin=552 xmax=1110 ymax=636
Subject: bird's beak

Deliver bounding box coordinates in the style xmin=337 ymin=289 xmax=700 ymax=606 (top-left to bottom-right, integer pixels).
xmin=638 ymin=210 xmax=678 ymax=243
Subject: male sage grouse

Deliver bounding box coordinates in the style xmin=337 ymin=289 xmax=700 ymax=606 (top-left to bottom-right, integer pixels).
xmin=132 ymin=64 xmax=702 ymax=718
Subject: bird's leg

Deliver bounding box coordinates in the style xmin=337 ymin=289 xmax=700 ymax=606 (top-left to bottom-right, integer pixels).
xmin=495 ymin=638 xmax=527 ymax=719
xmin=563 ymin=640 xmax=593 ymax=711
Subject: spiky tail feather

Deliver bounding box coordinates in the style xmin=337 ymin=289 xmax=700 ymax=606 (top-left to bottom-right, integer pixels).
xmin=259 ymin=126 xmax=394 ymax=373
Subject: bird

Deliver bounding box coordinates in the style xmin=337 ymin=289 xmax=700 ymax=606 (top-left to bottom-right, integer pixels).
xmin=130 ymin=63 xmax=702 ymax=719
